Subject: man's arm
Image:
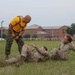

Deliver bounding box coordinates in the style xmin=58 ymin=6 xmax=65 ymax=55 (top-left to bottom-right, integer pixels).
xmin=15 ymin=30 xmax=25 ymax=40
xmin=19 ymin=30 xmax=25 ymax=37
xmin=19 ymin=24 xmax=27 ymax=37
xmin=9 ymin=24 xmax=15 ymax=38
xmin=9 ymin=16 xmax=19 ymax=38
xmin=69 ymin=43 xmax=75 ymax=51
xmin=30 ymin=43 xmax=49 ymax=56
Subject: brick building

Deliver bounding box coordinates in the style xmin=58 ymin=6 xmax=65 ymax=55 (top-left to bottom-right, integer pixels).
xmin=0 ymin=24 xmax=68 ymax=40
xmin=24 ymin=24 xmax=68 ymax=39
xmin=0 ymin=27 xmax=8 ymax=35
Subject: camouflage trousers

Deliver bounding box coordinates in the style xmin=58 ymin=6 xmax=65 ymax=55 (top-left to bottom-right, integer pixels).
xmin=49 ymin=48 xmax=60 ymax=60
xmin=5 ymin=45 xmax=38 ymax=64
xmin=49 ymin=48 xmax=67 ymax=60
xmin=5 ymin=56 xmax=21 ymax=64
xmin=5 ymin=30 xmax=24 ymax=55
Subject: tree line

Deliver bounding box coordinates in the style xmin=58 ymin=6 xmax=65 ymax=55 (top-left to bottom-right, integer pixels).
xmin=66 ymin=23 xmax=75 ymax=36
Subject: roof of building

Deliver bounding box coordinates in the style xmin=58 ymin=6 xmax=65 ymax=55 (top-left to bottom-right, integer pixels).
xmin=26 ymin=24 xmax=41 ymax=29
xmin=0 ymin=27 xmax=8 ymax=30
xmin=27 ymin=25 xmax=68 ymax=30
xmin=43 ymin=25 xmax=69 ymax=29
xmin=4 ymin=27 xmax=8 ymax=30
xmin=37 ymin=31 xmax=48 ymax=34
xmin=42 ymin=26 xmax=62 ymax=29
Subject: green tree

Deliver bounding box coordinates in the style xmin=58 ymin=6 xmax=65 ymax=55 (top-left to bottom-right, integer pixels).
xmin=32 ymin=34 xmax=38 ymax=38
xmin=71 ymin=23 xmax=75 ymax=33
xmin=66 ymin=27 xmax=74 ymax=36
xmin=23 ymin=34 xmax=31 ymax=38
xmin=2 ymin=33 xmax=6 ymax=39
xmin=66 ymin=23 xmax=75 ymax=36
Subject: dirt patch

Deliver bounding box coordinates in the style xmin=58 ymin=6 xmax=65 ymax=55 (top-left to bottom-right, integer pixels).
xmin=0 ymin=66 xmax=14 ymax=73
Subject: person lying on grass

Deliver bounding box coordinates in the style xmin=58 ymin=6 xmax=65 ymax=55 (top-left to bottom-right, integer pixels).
xmin=2 ymin=43 xmax=49 ymax=67
xmin=49 ymin=35 xmax=75 ymax=60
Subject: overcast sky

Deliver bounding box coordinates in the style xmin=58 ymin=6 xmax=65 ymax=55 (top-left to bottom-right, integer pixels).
xmin=0 ymin=0 xmax=75 ymax=27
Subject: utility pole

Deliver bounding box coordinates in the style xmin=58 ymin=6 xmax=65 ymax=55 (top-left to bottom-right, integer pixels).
xmin=1 ymin=21 xmax=4 ymax=40
xmin=52 ymin=29 xmax=54 ymax=39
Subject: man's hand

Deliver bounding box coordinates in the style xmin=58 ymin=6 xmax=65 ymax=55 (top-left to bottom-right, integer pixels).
xmin=15 ymin=36 xmax=19 ymax=40
xmin=19 ymin=31 xmax=25 ymax=37
xmin=19 ymin=33 xmax=22 ymax=37
xmin=30 ymin=43 xmax=36 ymax=47
xmin=32 ymin=48 xmax=35 ymax=51
xmin=12 ymin=33 xmax=15 ymax=38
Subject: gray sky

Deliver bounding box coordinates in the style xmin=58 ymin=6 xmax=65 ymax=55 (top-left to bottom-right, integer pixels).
xmin=0 ymin=0 xmax=75 ymax=27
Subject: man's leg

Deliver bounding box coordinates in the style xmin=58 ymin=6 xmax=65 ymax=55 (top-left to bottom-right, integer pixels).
xmin=49 ymin=48 xmax=59 ymax=60
xmin=5 ymin=45 xmax=31 ymax=67
xmin=5 ymin=30 xmax=13 ymax=59
xmin=0 ymin=56 xmax=21 ymax=67
xmin=15 ymin=45 xmax=30 ymax=67
xmin=16 ymin=37 xmax=24 ymax=54
xmin=57 ymin=51 xmax=68 ymax=60
xmin=5 ymin=56 xmax=20 ymax=64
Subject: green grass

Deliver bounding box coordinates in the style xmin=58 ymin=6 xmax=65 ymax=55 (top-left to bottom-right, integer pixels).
xmin=0 ymin=40 xmax=75 ymax=75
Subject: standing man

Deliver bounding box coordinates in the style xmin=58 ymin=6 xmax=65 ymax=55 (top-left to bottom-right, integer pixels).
xmin=5 ymin=15 xmax=31 ymax=59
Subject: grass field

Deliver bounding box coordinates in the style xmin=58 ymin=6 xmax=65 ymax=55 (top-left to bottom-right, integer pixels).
xmin=0 ymin=40 xmax=75 ymax=75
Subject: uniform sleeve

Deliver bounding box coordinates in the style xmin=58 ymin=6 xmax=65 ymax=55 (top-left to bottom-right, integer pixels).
xmin=10 ymin=17 xmax=19 ymax=26
xmin=40 ymin=51 xmax=49 ymax=56
xmin=34 ymin=46 xmax=49 ymax=56
xmin=69 ymin=43 xmax=75 ymax=51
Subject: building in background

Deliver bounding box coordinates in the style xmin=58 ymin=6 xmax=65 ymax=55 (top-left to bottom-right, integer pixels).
xmin=0 ymin=24 xmax=68 ymax=40
xmin=24 ymin=24 xmax=68 ymax=40
xmin=0 ymin=27 xmax=8 ymax=34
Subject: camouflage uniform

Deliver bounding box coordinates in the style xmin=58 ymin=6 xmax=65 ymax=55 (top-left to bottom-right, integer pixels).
xmin=5 ymin=45 xmax=49 ymax=64
xmin=21 ymin=45 xmax=49 ymax=62
xmin=5 ymin=29 xmax=24 ymax=55
xmin=49 ymin=42 xmax=75 ymax=60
